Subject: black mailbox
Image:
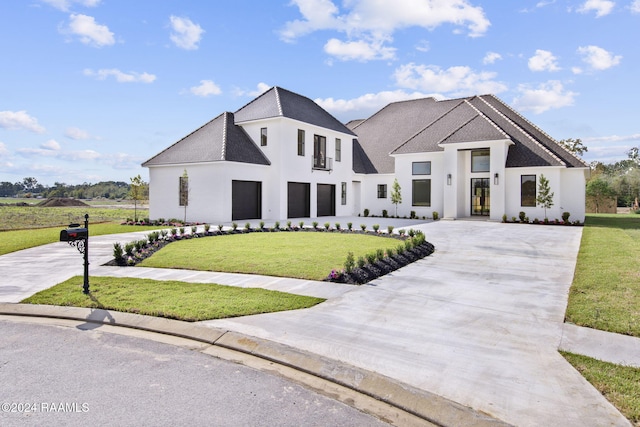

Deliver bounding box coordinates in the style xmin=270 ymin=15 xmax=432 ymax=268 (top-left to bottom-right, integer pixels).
xmin=60 ymin=227 xmax=88 ymax=242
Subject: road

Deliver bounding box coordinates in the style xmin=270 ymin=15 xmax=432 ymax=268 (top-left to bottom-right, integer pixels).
xmin=0 ymin=319 xmax=390 ymax=427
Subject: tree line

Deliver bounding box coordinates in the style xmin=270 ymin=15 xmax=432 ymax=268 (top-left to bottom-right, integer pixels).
xmin=0 ymin=177 xmax=148 ymax=200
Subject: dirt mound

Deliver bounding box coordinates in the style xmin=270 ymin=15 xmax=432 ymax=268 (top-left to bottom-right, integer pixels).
xmin=37 ymin=198 xmax=90 ymax=207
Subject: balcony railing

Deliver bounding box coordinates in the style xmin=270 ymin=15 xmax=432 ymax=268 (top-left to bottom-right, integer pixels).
xmin=312 ymin=156 xmax=333 ymax=172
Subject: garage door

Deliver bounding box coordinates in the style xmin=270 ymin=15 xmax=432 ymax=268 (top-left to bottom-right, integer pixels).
xmin=287 ymin=182 xmax=310 ymax=218
xmin=232 ymin=180 xmax=262 ymax=221
xmin=317 ymin=184 xmax=335 ymax=217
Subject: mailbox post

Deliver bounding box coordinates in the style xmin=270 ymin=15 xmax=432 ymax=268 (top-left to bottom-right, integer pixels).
xmin=60 ymin=214 xmax=90 ymax=294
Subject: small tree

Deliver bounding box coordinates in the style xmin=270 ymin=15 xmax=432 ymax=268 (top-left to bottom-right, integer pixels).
xmin=129 ymin=174 xmax=146 ymax=222
xmin=536 ymin=174 xmax=554 ymax=220
xmin=390 ymin=178 xmax=402 ymax=216
xmin=179 ymin=169 xmax=190 ymax=223
xmin=586 ymin=178 xmax=616 ymax=213
xmin=558 ymin=138 xmax=588 ymax=157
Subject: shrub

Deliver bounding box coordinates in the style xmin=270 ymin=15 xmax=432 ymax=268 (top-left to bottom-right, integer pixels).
xmin=372 ymin=224 xmax=380 ymax=232
xmin=408 ymin=229 xmax=415 ymax=237
xmin=543 ymin=218 xmax=549 ymax=224
xmin=382 ymin=209 xmax=388 ymax=218
xmin=533 ymin=218 xmax=540 ymax=224
xmin=432 ymin=211 xmax=439 ymax=220
xmin=347 ymin=222 xmax=353 ymax=231
xmin=364 ymin=208 xmax=370 ymax=217
xmin=398 ymin=229 xmax=406 ymax=236
xmin=376 ymin=248 xmax=385 ymax=261
xmin=259 ymin=221 xmax=265 ymax=229
xmin=335 ymin=222 xmax=341 ymax=230
xmin=410 ymin=210 xmax=416 ymax=219
xmin=518 ymin=211 xmax=526 ymax=222
xmin=365 ymin=252 xmax=377 ymax=264
xmin=232 ymin=222 xmax=238 ymax=231
xmin=312 ymin=221 xmax=319 ymax=229
xmin=387 ymin=225 xmax=394 ymax=234
xmin=218 ymin=224 xmax=223 ymax=231
xmin=386 ymin=247 xmax=395 ymax=257
xmin=179 ymin=227 xmax=185 ymax=235
xmin=274 ymin=221 xmax=280 ymax=230
xmin=357 ymin=256 xmax=366 ymax=268
xmin=511 ymin=217 xmax=517 ymax=223
xmin=344 ymin=251 xmax=355 ymax=274
xmin=502 ymin=214 xmax=507 ymax=223
xmin=245 ymin=222 xmax=251 ymax=230
xmin=160 ymin=230 xmax=168 ymax=237
xmin=562 ymin=212 xmax=570 ymax=222
xmin=113 ymin=242 xmax=124 ymax=260
xmin=299 ymin=221 xmax=304 ymax=228
xmin=134 ymin=239 xmax=146 ymax=251
xmin=360 ymin=224 xmax=367 ymax=231
xmin=204 ymin=224 xmax=211 ymax=232
xmin=404 ymin=239 xmax=413 ymax=251
xmin=324 ymin=222 xmax=330 ymax=230
xmin=191 ymin=226 xmax=197 ymax=234
xmin=170 ymin=228 xmax=177 ymax=236
xmin=397 ymin=243 xmax=405 ymax=254
xmin=286 ymin=221 xmax=291 ymax=228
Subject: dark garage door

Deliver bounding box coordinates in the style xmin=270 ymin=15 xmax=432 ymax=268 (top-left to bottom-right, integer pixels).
xmin=317 ymin=184 xmax=335 ymax=217
xmin=232 ymin=180 xmax=262 ymax=221
xmin=287 ymin=182 xmax=310 ymax=218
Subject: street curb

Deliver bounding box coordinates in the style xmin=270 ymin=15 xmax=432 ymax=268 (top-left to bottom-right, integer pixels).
xmin=0 ymin=303 xmax=511 ymax=427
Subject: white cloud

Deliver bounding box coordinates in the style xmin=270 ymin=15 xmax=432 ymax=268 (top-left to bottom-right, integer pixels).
xmin=315 ymin=90 xmax=435 ymax=119
xmin=189 ymin=80 xmax=222 ymax=97
xmin=281 ymin=0 xmax=490 ymax=61
xmin=0 ymin=142 xmax=9 ymax=156
xmin=233 ymin=82 xmax=272 ymax=98
xmin=512 ymin=81 xmax=577 ymax=114
xmin=577 ymin=0 xmax=615 ymax=17
xmin=0 ymin=110 xmax=46 ymax=133
xmin=632 ymin=0 xmax=640 ymax=13
xmin=169 ymin=16 xmax=204 ymax=50
xmin=41 ymin=0 xmax=101 ymax=12
xmin=324 ymin=37 xmax=396 ymax=61
xmin=64 ymin=13 xmax=114 ymax=47
xmin=393 ymin=63 xmax=507 ymax=96
xmin=83 ymin=68 xmax=156 ymax=83
xmin=528 ymin=49 xmax=561 ymax=72
xmin=483 ymin=51 xmax=502 ymax=64
xmin=65 ymin=127 xmax=92 ymax=140
xmin=583 ymin=133 xmax=640 ymax=143
xmin=577 ymin=45 xmax=622 ymax=70
xmin=41 ymin=139 xmax=61 ymax=150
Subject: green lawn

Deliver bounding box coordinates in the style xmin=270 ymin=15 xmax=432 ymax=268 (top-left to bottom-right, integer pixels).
xmin=138 ymin=231 xmax=396 ymax=280
xmin=22 ymin=276 xmax=324 ymax=322
xmin=0 ymin=223 xmax=157 ymax=256
xmin=565 ymin=214 xmax=640 ymax=337
xmin=562 ymin=352 xmax=640 ymax=424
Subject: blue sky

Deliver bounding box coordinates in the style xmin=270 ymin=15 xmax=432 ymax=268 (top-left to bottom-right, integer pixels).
xmin=1 ymin=0 xmax=639 ymax=186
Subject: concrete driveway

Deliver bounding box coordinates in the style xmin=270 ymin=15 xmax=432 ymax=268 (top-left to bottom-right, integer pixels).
xmin=202 ymin=220 xmax=629 ymax=427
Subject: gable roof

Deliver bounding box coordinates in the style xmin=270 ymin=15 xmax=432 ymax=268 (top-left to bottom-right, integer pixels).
xmin=352 ymin=94 xmax=587 ymax=174
xmin=234 ymin=86 xmax=356 ymax=136
xmin=142 ymin=112 xmax=270 ymax=167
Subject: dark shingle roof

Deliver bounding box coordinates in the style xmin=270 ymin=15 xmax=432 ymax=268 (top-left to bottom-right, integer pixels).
xmin=234 ymin=86 xmax=356 ymax=136
xmin=142 ymin=112 xmax=270 ymax=167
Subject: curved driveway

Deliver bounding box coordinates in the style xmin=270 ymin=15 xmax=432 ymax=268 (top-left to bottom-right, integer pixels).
xmin=0 ymin=218 xmax=633 ymax=426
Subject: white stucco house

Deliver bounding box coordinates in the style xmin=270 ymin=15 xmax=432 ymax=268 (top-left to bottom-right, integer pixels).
xmin=143 ymin=86 xmax=588 ymax=223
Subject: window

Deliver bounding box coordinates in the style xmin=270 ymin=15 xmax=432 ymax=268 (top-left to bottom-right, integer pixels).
xmin=260 ymin=127 xmax=267 ymax=146
xmin=377 ymin=184 xmax=387 ymax=199
xmin=521 ymin=175 xmax=536 ymax=207
xmin=313 ymin=135 xmax=327 ymax=168
xmin=341 ymin=182 xmax=347 ymax=205
xmin=471 ymin=150 xmax=490 ymax=172
xmin=335 ymin=138 xmax=341 ymax=162
xmin=179 ymin=175 xmax=188 ymax=206
xmin=412 ymin=179 xmax=431 ymax=206
xmin=412 ymin=161 xmax=431 ymax=175
xmin=297 ymin=129 xmax=305 ymax=156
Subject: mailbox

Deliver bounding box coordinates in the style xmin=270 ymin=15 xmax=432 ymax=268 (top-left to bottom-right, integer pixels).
xmin=60 ymin=227 xmax=88 ymax=242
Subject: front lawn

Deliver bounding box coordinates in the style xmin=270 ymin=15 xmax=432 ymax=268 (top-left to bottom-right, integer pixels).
xmin=565 ymin=214 xmax=640 ymax=337
xmin=137 ymin=231 xmax=397 ymax=281
xmin=22 ymin=276 xmax=325 ymax=321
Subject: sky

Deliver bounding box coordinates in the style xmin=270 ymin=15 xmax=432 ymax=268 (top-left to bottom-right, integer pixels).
xmin=1 ymin=0 xmax=639 ymax=186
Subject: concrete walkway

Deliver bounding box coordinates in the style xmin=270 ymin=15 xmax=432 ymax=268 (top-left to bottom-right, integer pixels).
xmin=0 ymin=218 xmax=638 ymax=426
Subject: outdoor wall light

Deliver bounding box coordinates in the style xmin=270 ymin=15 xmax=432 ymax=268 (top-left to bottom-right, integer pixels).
xmin=447 ymin=173 xmax=452 ymax=185
xmin=494 ymin=172 xmax=499 ymax=185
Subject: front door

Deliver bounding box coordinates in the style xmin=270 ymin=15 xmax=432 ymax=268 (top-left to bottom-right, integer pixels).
xmin=471 ymin=178 xmax=490 ymax=216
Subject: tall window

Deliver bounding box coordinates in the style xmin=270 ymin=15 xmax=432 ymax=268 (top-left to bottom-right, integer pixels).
xmin=471 ymin=150 xmax=490 ymax=172
xmin=521 ymin=175 xmax=536 ymax=207
xmin=412 ymin=161 xmax=431 ymax=175
xmin=297 ymin=129 xmax=305 ymax=156
xmin=313 ymin=134 xmax=326 ymax=168
xmin=260 ymin=127 xmax=267 ymax=146
xmin=412 ymin=179 xmax=431 ymax=206
xmin=179 ymin=175 xmax=188 ymax=206
xmin=377 ymin=184 xmax=387 ymax=198
xmin=335 ymin=138 xmax=341 ymax=162
xmin=341 ymin=182 xmax=347 ymax=205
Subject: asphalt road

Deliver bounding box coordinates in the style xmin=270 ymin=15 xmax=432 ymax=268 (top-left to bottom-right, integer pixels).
xmin=0 ymin=320 xmax=390 ymax=427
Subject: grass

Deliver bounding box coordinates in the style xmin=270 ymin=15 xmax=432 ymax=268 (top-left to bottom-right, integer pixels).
xmin=565 ymin=214 xmax=640 ymax=337
xmin=138 ymin=232 xmax=395 ymax=280
xmin=22 ymin=276 xmax=325 ymax=322
xmin=0 ymin=223 xmax=158 ymax=256
xmin=562 ymin=352 xmax=640 ymax=424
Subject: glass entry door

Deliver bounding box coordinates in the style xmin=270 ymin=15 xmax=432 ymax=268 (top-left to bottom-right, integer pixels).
xmin=471 ymin=178 xmax=490 ymax=216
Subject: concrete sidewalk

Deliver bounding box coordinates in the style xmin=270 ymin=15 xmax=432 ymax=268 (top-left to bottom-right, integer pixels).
xmin=0 ymin=219 xmax=637 ymax=426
